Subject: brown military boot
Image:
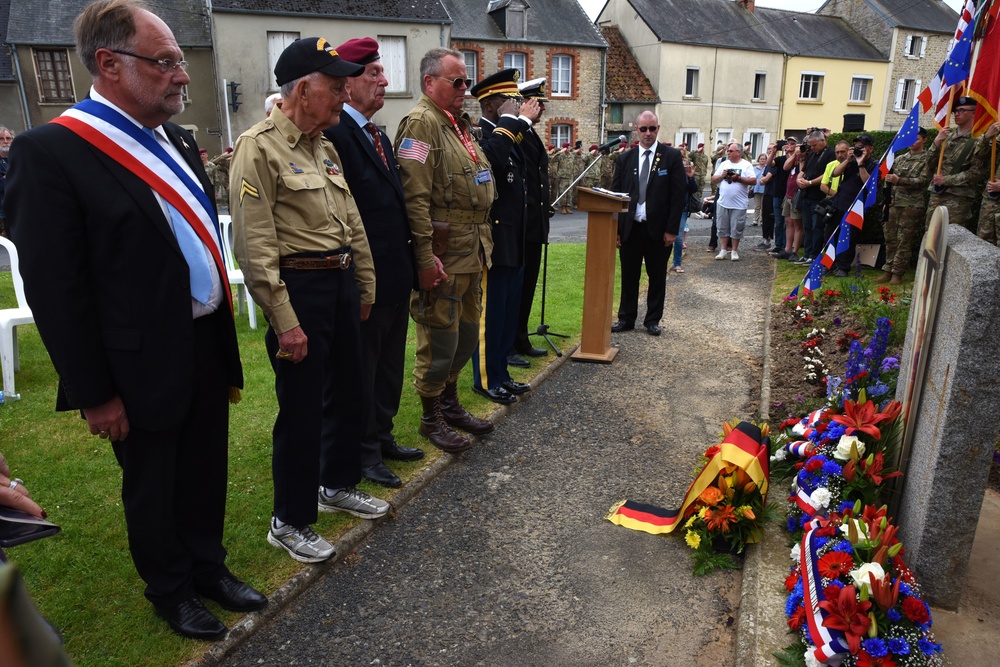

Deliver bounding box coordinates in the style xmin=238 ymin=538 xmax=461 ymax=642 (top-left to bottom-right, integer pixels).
xmin=873 ymin=272 xmax=892 ymax=284
xmin=561 ymin=205 xmax=570 ymax=214
xmin=889 ymin=274 xmax=903 ymax=285
xmin=419 ymin=395 xmax=474 ymax=453
xmin=439 ymin=381 xmax=494 ymax=435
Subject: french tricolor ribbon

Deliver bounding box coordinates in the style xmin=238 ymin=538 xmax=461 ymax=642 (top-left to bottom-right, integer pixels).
xmin=50 ymin=99 xmax=232 ymax=311
xmin=801 ymin=518 xmax=850 ymax=665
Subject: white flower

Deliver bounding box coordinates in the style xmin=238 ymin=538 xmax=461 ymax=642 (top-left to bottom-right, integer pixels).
xmin=850 ymin=562 xmax=885 ymax=590
xmin=771 ymin=448 xmax=787 ymax=462
xmin=790 ymin=543 xmax=801 ymax=563
xmin=804 ymin=650 xmax=823 ymax=667
xmin=834 ymin=434 xmax=865 ymax=461
xmin=809 ymin=487 xmax=832 ymax=510
xmin=792 ymin=422 xmax=807 ymax=436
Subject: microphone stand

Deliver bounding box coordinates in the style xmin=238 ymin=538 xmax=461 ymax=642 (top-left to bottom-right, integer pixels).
xmin=533 ymin=151 xmax=614 ymax=355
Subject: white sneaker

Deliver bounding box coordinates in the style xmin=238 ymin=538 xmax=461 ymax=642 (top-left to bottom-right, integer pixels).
xmin=715 ymin=249 xmax=728 ymax=260
xmin=731 ymin=250 xmax=740 ymax=261
xmin=318 ymin=487 xmax=390 ymax=519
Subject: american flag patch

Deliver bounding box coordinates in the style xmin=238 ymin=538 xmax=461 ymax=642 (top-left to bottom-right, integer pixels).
xmin=397 ymin=138 xmax=430 ymax=164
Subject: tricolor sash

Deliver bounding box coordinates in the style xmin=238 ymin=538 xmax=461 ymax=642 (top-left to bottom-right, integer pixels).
xmin=800 ymin=516 xmax=849 ymax=665
xmin=50 ymin=99 xmax=232 ymax=312
xmin=607 ymin=421 xmax=769 ymax=535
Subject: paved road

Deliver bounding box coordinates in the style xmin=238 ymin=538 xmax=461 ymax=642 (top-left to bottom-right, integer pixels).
xmin=214 ymin=221 xmax=775 ymax=667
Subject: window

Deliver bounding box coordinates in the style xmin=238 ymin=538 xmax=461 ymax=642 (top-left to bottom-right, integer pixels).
xmin=685 ymin=67 xmax=699 ymax=97
xmin=744 ymin=131 xmax=769 ymax=159
xmin=682 ymin=131 xmax=698 ymax=149
xmin=551 ymin=54 xmax=572 ymax=97
xmin=609 ymin=104 xmax=623 ymax=124
xmin=753 ymin=72 xmax=766 ymax=101
xmin=551 ymin=123 xmax=572 ymax=148
xmin=850 ymin=76 xmax=872 ymax=103
xmin=895 ymin=78 xmax=921 ymax=112
xmin=378 ymin=35 xmax=407 ymax=94
xmin=905 ymin=35 xmax=926 ymax=59
xmin=716 ymin=129 xmax=732 ymax=148
xmin=504 ymin=52 xmax=527 ymax=81
xmin=268 ymin=31 xmax=300 ymax=90
xmin=799 ymin=73 xmax=824 ymax=101
xmin=461 ymin=50 xmax=478 ymax=84
xmin=33 ymin=48 xmax=75 ymax=103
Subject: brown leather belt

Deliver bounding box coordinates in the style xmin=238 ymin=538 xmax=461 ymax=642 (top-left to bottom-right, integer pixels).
xmin=278 ymin=253 xmax=352 ymax=270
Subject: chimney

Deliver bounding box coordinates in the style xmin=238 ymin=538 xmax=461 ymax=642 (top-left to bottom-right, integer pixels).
xmin=740 ymin=0 xmax=755 ymax=12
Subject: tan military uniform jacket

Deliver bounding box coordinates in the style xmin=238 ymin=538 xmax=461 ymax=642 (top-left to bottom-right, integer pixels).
xmin=394 ymin=95 xmax=496 ymax=273
xmin=890 ymin=149 xmax=929 ymax=208
xmin=926 ymin=127 xmax=984 ymax=199
xmin=229 ymin=109 xmax=375 ymax=334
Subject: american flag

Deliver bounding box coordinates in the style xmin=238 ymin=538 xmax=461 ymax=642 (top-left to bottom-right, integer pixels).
xmin=916 ymin=0 xmax=978 ymax=127
xmin=397 ymin=137 xmax=430 ymax=164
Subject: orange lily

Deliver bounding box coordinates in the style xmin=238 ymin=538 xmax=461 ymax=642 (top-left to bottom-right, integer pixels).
xmin=868 ymin=571 xmax=901 ymax=612
xmin=818 ymin=585 xmax=872 ymax=654
xmin=830 ymin=398 xmax=891 ymax=440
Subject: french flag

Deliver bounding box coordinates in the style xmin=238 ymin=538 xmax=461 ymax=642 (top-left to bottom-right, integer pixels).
xmin=820 ymin=242 xmax=837 ymax=269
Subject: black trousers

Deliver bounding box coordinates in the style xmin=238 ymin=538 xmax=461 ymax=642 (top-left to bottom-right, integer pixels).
xmin=355 ymin=298 xmax=409 ymax=467
xmin=111 ymin=309 xmax=230 ymax=608
xmin=513 ymin=239 xmax=543 ymax=353
xmin=618 ymin=222 xmax=668 ymax=327
xmin=266 ymin=265 xmax=363 ymax=527
xmin=763 ymin=193 xmax=775 ymax=241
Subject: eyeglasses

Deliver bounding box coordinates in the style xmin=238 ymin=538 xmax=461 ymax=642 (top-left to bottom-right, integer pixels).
xmin=954 ymin=107 xmax=974 ymax=114
xmin=112 ymin=49 xmax=188 ymax=73
xmin=434 ymin=75 xmax=473 ymax=89
xmin=637 ymin=125 xmax=658 ymax=133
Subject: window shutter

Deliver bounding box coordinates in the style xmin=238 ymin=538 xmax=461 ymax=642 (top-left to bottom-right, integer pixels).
xmin=742 ymin=131 xmax=751 ymax=145
xmin=905 ymin=35 xmax=913 ymax=56
xmin=697 ymin=131 xmax=705 ymax=146
xmin=675 ymin=132 xmax=683 ymax=145
xmin=894 ymin=79 xmax=905 ymax=111
xmin=919 ymin=38 xmax=927 ymax=58
xmin=763 ymin=132 xmax=771 ymax=146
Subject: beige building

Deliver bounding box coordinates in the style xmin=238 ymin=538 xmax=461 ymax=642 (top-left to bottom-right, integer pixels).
xmin=818 ymin=0 xmax=959 ymax=131
xmin=441 ymin=0 xmax=607 ymax=149
xmin=211 ymin=0 xmax=453 ymax=148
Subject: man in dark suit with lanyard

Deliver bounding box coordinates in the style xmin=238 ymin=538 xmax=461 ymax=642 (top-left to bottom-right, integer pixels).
xmin=611 ymin=110 xmax=686 ymax=336
xmin=322 ymin=38 xmax=427 ymax=488
xmin=5 ymin=0 xmax=264 ymax=640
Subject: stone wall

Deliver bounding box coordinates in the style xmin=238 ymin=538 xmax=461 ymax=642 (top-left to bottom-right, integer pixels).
xmin=883 ymin=32 xmax=954 ymax=131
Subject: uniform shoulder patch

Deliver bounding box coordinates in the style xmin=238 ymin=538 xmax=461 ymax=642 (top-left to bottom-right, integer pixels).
xmin=239 ymin=178 xmax=260 ymax=205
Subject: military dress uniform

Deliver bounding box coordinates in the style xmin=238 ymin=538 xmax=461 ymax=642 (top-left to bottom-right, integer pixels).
xmin=394 ymin=94 xmax=496 ymax=417
xmin=925 ymin=125 xmax=985 ymax=231
xmin=973 ymin=134 xmax=1000 ymax=246
xmin=231 ymin=103 xmax=375 ymax=528
xmin=882 ymin=148 xmax=929 ymax=278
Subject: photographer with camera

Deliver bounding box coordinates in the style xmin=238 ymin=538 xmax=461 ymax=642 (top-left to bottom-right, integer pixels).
xmin=825 ymin=133 xmax=878 ymax=277
xmin=711 ymin=143 xmax=757 ymax=261
xmin=795 ymin=130 xmax=837 ymax=262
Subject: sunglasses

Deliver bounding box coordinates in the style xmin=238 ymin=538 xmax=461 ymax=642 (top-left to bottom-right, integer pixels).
xmin=637 ymin=125 xmax=658 ymax=133
xmin=434 ymin=75 xmax=473 ymax=89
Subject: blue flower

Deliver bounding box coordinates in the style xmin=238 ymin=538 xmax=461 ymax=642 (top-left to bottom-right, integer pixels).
xmin=887 ymin=608 xmax=902 ymax=622
xmin=832 ymin=541 xmax=854 ymax=555
xmin=867 ymin=381 xmax=890 ymax=398
xmin=814 ymin=536 xmax=829 ymax=550
xmin=888 ymin=637 xmax=910 ymax=655
xmin=787 ymin=516 xmax=798 ymax=532
xmin=833 ymin=317 xmax=842 ymax=326
xmin=786 ymin=589 xmax=804 ymax=616
xmin=861 ymin=638 xmax=888 ymax=657
xmin=881 ymin=357 xmax=899 ymax=372
xmin=826 ymin=579 xmax=844 ymax=589
xmin=899 ymin=582 xmax=913 ymax=597
xmin=839 ymin=501 xmax=854 ymax=513
xmin=918 ymin=638 xmax=943 ymax=655
xmin=822 ymin=460 xmax=843 ymax=476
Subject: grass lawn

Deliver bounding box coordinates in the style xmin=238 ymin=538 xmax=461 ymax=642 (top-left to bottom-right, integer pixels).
xmin=1 ymin=243 xmax=596 ymax=666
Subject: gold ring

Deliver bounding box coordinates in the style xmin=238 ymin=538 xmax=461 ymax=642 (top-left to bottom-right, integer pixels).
xmin=99 ymin=430 xmax=110 ymax=439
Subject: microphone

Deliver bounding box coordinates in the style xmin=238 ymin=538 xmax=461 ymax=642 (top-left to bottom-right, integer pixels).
xmin=598 ymin=135 xmax=626 ymax=153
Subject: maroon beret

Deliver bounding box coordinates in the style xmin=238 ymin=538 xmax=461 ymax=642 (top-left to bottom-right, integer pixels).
xmin=336 ymin=37 xmax=380 ymax=66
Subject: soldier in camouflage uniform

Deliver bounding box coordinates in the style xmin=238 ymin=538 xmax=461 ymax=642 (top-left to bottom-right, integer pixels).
xmin=974 ymin=121 xmax=1000 ymax=246
xmin=551 ymin=144 xmax=569 ymax=213
xmin=581 ymin=144 xmax=601 ymax=191
xmin=599 ymin=145 xmax=617 ymax=190
xmin=690 ymin=144 xmax=709 ymax=187
xmin=562 ymin=144 xmax=585 ymax=210
xmin=877 ymin=127 xmax=929 ymax=284
xmin=925 ymin=97 xmax=986 ymax=231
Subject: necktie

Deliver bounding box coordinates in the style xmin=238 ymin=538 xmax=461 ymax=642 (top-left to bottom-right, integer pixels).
xmin=365 ymin=122 xmax=389 ymax=170
xmin=142 ymin=127 xmax=213 ymax=304
xmin=638 ymin=149 xmax=651 ymax=205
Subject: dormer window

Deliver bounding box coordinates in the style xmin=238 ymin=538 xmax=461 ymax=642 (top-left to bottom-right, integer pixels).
xmin=488 ymin=0 xmax=529 ymax=40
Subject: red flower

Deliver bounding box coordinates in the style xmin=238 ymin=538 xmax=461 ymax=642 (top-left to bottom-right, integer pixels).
xmin=830 ymin=398 xmax=891 ymax=440
xmin=817 ymin=585 xmax=872 ymax=654
xmin=824 ymin=584 xmax=843 ymax=600
xmin=704 ymin=445 xmax=720 ymax=459
xmin=805 ymin=458 xmax=824 ymax=472
xmin=788 ymin=605 xmax=807 ymax=631
xmin=857 ymin=651 xmax=898 ymax=667
xmin=902 ymin=596 xmax=930 ymax=624
xmin=859 ymin=451 xmax=903 ymax=486
xmin=818 ymin=552 xmax=855 ymax=579
xmin=785 ymin=572 xmax=800 ymax=591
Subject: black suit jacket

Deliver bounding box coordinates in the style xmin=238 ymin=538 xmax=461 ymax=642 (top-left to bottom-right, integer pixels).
xmin=477 ymin=116 xmax=528 ymax=267
xmin=6 ymin=120 xmax=242 ymax=429
xmin=324 ymin=113 xmax=416 ymax=304
xmin=613 ymin=143 xmax=687 ymax=242
xmin=520 ymin=127 xmax=551 ymax=243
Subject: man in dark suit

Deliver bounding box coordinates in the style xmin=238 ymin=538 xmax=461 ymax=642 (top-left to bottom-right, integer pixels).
xmin=322 ymin=38 xmax=428 ymax=489
xmin=468 ymin=69 xmax=541 ymax=404
xmin=5 ymin=0 xmax=265 ymax=640
xmin=510 ymin=78 xmax=552 ymax=366
xmin=611 ymin=110 xmax=687 ymax=336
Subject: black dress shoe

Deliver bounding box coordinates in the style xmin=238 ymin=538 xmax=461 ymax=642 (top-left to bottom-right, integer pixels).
xmin=195 ymin=573 xmax=268 ymax=612
xmin=611 ymin=320 xmax=634 ymax=333
xmin=645 ymin=324 xmax=662 ymax=336
xmin=506 ymin=353 xmax=530 ymax=368
xmin=362 ymin=462 xmax=402 ymax=488
xmin=155 ymin=597 xmax=227 ymax=640
xmin=472 ymin=384 xmax=517 ymax=405
xmin=501 ymin=380 xmax=530 ymax=395
xmin=522 ymin=347 xmax=548 ymax=357
xmin=382 ymin=441 xmax=425 ymax=462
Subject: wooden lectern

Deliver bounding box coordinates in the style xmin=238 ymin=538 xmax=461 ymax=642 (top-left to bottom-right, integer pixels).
xmin=571 ymin=187 xmax=629 ymax=363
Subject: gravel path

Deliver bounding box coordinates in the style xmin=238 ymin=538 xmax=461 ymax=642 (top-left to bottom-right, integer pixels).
xmin=213 ymin=218 xmax=775 ymax=667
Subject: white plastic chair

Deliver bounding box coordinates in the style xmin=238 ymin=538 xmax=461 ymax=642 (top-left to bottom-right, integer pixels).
xmin=218 ymin=215 xmax=257 ymax=329
xmin=0 ymin=236 xmax=35 ymax=400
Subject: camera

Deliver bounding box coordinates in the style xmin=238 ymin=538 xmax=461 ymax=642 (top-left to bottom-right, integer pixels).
xmin=853 ymin=146 xmax=865 ymax=158
xmin=724 ymin=168 xmax=739 ymax=182
xmin=814 ymin=199 xmax=839 ymax=224
xmin=800 ymin=143 xmax=810 ymax=152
